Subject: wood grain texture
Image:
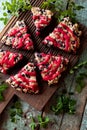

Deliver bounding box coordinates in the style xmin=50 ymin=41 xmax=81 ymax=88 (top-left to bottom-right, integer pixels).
xmin=0 ymin=0 xmax=86 ymax=113
xmin=0 ymin=87 xmax=14 ymax=114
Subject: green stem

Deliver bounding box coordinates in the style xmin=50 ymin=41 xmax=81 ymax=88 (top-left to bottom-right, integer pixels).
xmin=66 ymin=0 xmax=70 ymax=10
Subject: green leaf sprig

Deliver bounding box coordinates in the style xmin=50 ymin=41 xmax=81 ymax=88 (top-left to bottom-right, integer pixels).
xmin=9 ymin=100 xmax=23 ymax=123
xmin=29 ymin=116 xmax=37 ymax=130
xmin=75 ymin=76 xmax=85 ymax=93
xmin=64 ymin=0 xmax=84 ymax=22
xmin=29 ymin=115 xmax=50 ymax=130
xmin=75 ymin=67 xmax=87 ymax=93
xmin=38 ymin=115 xmax=50 ymax=128
xmin=51 ymin=94 xmax=76 ymax=114
xmin=70 ymin=60 xmax=87 ymax=74
xmin=0 ymin=0 xmax=32 ymax=25
xmin=70 ymin=60 xmax=87 ymax=93
xmin=41 ymin=0 xmax=84 ymax=23
xmin=0 ymin=83 xmax=8 ymax=101
xmin=41 ymin=0 xmax=62 ymax=13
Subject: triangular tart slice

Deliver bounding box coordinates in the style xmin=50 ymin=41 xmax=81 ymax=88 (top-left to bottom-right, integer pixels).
xmin=0 ymin=49 xmax=23 ymax=73
xmin=31 ymin=7 xmax=53 ymax=35
xmin=43 ymin=17 xmax=82 ymax=53
xmin=34 ymin=53 xmax=69 ymax=85
xmin=2 ymin=21 xmax=34 ymax=50
xmin=6 ymin=62 xmax=39 ymax=94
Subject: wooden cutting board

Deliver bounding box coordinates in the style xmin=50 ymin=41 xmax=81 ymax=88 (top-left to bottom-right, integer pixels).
xmin=0 ymin=0 xmax=87 ymax=113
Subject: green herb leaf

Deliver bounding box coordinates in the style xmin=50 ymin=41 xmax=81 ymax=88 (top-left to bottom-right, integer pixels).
xmin=68 ymin=99 xmax=76 ymax=114
xmin=38 ymin=115 xmax=43 ymax=122
xmin=0 ymin=83 xmax=8 ymax=92
xmin=41 ymin=0 xmax=56 ymax=10
xmin=3 ymin=12 xmax=8 ymax=16
xmin=0 ymin=16 xmax=9 ymax=25
xmin=70 ymin=59 xmax=87 ymax=93
xmin=0 ymin=93 xmax=4 ymax=101
xmin=41 ymin=0 xmax=84 ymax=23
xmin=70 ymin=60 xmax=87 ymax=74
xmin=9 ymin=100 xmax=23 ymax=123
xmin=29 ymin=116 xmax=36 ymax=130
xmin=0 ymin=83 xmax=8 ymax=101
xmin=29 ymin=122 xmax=36 ymax=130
xmin=51 ymin=95 xmax=76 ymax=114
xmin=29 ymin=115 xmax=50 ymax=130
xmin=0 ymin=0 xmax=32 ymax=25
xmin=76 ymin=79 xmax=85 ymax=93
xmin=38 ymin=115 xmax=50 ymax=128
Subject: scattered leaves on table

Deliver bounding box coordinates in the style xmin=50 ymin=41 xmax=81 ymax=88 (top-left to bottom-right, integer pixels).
xmin=70 ymin=59 xmax=87 ymax=93
xmin=70 ymin=60 xmax=87 ymax=74
xmin=41 ymin=0 xmax=84 ymax=23
xmin=9 ymin=100 xmax=23 ymax=123
xmin=51 ymin=94 xmax=76 ymax=114
xmin=0 ymin=0 xmax=32 ymax=25
xmin=29 ymin=114 xmax=50 ymax=130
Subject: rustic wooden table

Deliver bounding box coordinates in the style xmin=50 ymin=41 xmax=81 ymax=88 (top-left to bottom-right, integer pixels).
xmin=0 ymin=0 xmax=87 ymax=130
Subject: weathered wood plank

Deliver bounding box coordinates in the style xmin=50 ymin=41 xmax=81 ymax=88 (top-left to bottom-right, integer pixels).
xmin=0 ymin=0 xmax=86 ymax=114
